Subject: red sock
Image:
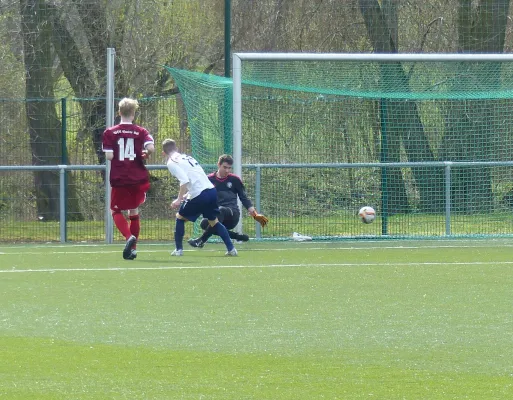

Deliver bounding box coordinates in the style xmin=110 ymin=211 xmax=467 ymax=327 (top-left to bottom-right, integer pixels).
xmin=112 ymin=211 xmax=131 ymax=240
xmin=129 ymin=215 xmax=140 ymax=249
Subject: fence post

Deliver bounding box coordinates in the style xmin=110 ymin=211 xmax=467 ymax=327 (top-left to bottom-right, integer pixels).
xmin=59 ymin=166 xmax=66 ymax=243
xmin=232 ymin=54 xmax=243 ymax=235
xmin=224 ymin=0 xmax=231 ymax=78
xmin=105 ymin=48 xmax=116 ymax=244
xmin=255 ymin=165 xmax=261 ymax=239
xmin=61 ymin=98 xmax=67 ymax=242
xmin=445 ymin=162 xmax=452 ymax=235
xmin=223 ymin=87 xmax=233 ymax=155
xmin=379 ymin=98 xmax=389 ymax=236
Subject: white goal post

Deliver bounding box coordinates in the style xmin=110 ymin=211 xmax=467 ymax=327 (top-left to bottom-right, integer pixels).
xmin=231 ymin=52 xmax=513 ymax=237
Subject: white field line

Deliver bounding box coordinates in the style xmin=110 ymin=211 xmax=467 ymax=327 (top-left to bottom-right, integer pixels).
xmin=1 ymin=261 xmax=513 ymax=274
xmin=1 ymin=242 xmax=513 ymax=256
xmin=0 ymin=238 xmax=512 ymax=251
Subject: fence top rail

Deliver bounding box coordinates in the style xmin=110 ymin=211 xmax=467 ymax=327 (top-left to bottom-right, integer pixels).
xmin=0 ymin=165 xmax=106 ymax=171
xmin=233 ymin=53 xmax=513 ymax=62
xmin=3 ymin=161 xmax=513 ymax=172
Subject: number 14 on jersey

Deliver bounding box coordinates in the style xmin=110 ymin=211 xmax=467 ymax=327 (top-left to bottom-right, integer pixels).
xmin=117 ymin=138 xmax=136 ymax=161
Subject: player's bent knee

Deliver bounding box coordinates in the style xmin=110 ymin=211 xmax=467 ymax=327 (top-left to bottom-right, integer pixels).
xmin=176 ymin=213 xmax=188 ymax=221
xmin=200 ymin=218 xmax=209 ymax=230
xmin=207 ymin=218 xmax=219 ymax=227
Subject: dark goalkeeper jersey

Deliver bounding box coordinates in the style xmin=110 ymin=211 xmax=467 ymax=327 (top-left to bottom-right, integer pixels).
xmin=208 ymin=172 xmax=253 ymax=211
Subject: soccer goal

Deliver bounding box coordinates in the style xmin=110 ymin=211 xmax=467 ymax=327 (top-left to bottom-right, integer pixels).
xmin=169 ymin=53 xmax=513 ymax=240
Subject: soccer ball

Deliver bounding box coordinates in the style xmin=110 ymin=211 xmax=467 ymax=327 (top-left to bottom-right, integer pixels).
xmin=358 ymin=206 xmax=376 ymax=224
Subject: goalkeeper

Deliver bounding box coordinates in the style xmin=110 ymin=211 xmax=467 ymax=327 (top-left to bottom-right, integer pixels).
xmin=188 ymin=154 xmax=268 ymax=248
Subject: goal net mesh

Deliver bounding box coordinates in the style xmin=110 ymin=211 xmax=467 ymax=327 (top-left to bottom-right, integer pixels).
xmin=167 ymin=60 xmax=513 ymax=239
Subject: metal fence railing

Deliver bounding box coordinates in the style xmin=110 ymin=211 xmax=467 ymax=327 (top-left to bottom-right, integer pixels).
xmin=2 ymin=161 xmax=513 ymax=243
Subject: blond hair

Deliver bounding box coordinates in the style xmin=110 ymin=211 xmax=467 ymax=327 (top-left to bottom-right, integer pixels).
xmin=118 ymin=98 xmax=139 ymax=118
xmin=162 ymin=138 xmax=177 ymax=155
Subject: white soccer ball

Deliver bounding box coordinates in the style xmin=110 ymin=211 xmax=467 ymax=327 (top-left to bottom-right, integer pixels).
xmin=358 ymin=206 xmax=376 ymax=224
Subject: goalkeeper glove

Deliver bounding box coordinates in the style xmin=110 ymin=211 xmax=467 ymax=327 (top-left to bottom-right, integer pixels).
xmin=252 ymin=213 xmax=269 ymax=227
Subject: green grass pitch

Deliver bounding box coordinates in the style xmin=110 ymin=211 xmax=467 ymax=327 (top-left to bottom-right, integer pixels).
xmin=1 ymin=239 xmax=513 ymax=399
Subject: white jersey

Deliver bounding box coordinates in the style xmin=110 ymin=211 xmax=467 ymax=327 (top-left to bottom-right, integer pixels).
xmin=166 ymin=153 xmax=214 ymax=199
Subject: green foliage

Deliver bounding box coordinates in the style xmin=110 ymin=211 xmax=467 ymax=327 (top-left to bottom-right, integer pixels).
xmin=4 ymin=1 xmax=513 ymax=237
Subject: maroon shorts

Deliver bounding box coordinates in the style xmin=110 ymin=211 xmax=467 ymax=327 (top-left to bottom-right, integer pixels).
xmin=110 ymin=182 xmax=150 ymax=211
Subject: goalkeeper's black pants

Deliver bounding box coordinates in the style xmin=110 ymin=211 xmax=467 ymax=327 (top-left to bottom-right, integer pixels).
xmin=199 ymin=206 xmax=240 ymax=241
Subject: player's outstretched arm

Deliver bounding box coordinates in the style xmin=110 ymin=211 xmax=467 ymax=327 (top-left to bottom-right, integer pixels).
xmin=248 ymin=207 xmax=269 ymax=227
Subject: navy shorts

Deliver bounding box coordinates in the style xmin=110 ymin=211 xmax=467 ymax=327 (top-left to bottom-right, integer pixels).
xmin=178 ymin=188 xmax=220 ymax=222
xmin=200 ymin=206 xmax=240 ymax=230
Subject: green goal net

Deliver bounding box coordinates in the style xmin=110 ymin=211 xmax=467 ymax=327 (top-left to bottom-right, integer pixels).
xmin=167 ymin=69 xmax=233 ymax=164
xmin=167 ymin=55 xmax=513 ymax=240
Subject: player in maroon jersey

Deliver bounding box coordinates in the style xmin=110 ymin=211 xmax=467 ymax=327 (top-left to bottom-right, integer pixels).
xmin=102 ymin=98 xmax=155 ymax=260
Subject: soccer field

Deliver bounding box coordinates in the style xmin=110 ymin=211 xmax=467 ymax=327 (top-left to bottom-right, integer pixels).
xmin=1 ymin=240 xmax=513 ymax=399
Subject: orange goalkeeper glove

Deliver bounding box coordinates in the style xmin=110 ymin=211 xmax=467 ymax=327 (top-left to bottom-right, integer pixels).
xmin=252 ymin=213 xmax=269 ymax=227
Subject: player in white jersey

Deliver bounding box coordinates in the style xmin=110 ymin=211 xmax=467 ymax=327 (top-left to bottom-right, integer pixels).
xmin=162 ymin=139 xmax=237 ymax=256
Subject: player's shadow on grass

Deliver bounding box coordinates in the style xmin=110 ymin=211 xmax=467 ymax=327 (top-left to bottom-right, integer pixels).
xmin=135 ymin=253 xmax=232 ymax=263
xmin=135 ymin=258 xmax=198 ymax=264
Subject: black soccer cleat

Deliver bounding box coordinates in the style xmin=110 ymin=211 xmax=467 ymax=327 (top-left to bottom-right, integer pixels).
xmin=123 ymin=235 xmax=137 ymax=259
xmin=187 ymin=238 xmax=205 ymax=248
xmin=237 ymin=234 xmax=249 ymax=242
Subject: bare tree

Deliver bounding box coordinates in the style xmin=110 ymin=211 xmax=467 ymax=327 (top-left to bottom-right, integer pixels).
xmin=20 ymin=0 xmax=83 ymax=221
xmin=359 ymin=0 xmax=444 ymax=213
xmin=442 ymin=0 xmax=511 ymax=213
